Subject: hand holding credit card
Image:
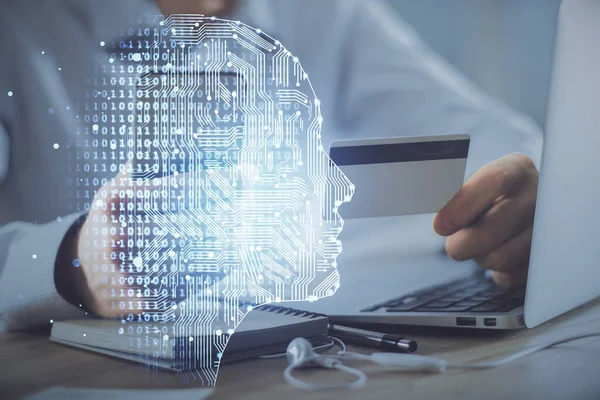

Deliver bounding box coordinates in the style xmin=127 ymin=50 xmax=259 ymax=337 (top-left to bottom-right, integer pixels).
xmin=329 ymin=135 xmax=539 ymax=288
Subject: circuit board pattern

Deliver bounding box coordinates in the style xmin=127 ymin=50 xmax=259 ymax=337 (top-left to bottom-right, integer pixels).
xmin=72 ymin=15 xmax=354 ymax=385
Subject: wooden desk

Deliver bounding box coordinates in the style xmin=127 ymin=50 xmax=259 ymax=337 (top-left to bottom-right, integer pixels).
xmin=2 ymin=300 xmax=600 ymax=400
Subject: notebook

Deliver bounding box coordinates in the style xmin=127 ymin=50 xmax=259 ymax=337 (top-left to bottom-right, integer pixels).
xmin=50 ymin=304 xmax=329 ymax=370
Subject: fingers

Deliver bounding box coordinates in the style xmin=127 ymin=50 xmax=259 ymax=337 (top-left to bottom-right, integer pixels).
xmin=491 ymin=269 xmax=529 ymax=288
xmin=92 ymin=295 xmax=164 ymax=319
xmin=107 ymin=161 xmax=205 ymax=191
xmin=94 ymin=170 xmax=205 ymax=212
xmin=433 ymin=153 xmax=537 ymax=236
xmin=432 ymin=154 xmax=538 ymax=289
xmin=472 ymin=225 xmax=533 ymax=272
xmin=84 ymin=272 xmax=171 ymax=318
xmin=445 ymin=194 xmax=536 ymax=261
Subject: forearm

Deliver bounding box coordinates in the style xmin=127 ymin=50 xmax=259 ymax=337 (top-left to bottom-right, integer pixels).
xmin=0 ymin=213 xmax=87 ymax=332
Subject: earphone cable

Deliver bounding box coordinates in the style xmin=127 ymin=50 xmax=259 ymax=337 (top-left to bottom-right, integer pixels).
xmin=260 ymin=336 xmax=340 ymax=359
xmin=281 ymin=331 xmax=600 ymax=390
xmin=284 ymin=355 xmax=367 ymax=390
xmin=445 ymin=332 xmax=600 ymax=370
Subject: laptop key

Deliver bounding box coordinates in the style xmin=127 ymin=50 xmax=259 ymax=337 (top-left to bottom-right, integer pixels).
xmin=459 ymin=288 xmax=489 ymax=296
xmin=386 ymin=299 xmax=439 ymax=312
xmin=469 ymin=295 xmax=496 ymax=301
xmin=381 ymin=295 xmax=420 ymax=307
xmin=421 ymin=300 xmax=454 ymax=308
xmin=437 ymin=294 xmax=469 ymax=303
xmin=469 ymin=283 xmax=495 ymax=292
xmin=453 ymin=300 xmax=484 ymax=307
xmin=378 ymin=299 xmax=405 ymax=307
xmin=382 ymin=294 xmax=440 ymax=308
xmin=481 ymin=286 xmax=509 ymax=296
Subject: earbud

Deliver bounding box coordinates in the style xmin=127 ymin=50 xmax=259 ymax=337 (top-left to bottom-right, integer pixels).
xmin=287 ymin=337 xmax=339 ymax=369
xmin=286 ymin=337 xmax=316 ymax=367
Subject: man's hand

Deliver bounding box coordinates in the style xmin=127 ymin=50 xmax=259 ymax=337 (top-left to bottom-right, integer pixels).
xmin=433 ymin=153 xmax=539 ymax=288
xmin=74 ymin=166 xmax=142 ymax=318
xmin=74 ymin=167 xmax=199 ymax=318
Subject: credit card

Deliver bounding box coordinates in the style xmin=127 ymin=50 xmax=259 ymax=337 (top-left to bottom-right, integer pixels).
xmin=329 ymin=134 xmax=470 ymax=219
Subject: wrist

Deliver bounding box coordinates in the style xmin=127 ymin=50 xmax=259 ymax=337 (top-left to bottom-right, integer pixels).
xmin=53 ymin=214 xmax=89 ymax=310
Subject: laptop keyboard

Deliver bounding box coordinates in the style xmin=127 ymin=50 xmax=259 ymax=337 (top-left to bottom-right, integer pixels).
xmin=360 ymin=276 xmax=525 ymax=313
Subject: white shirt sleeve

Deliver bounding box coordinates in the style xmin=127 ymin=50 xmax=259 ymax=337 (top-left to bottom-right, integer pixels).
xmin=0 ymin=3 xmax=88 ymax=333
xmin=336 ymin=0 xmax=544 ymax=176
xmin=0 ymin=212 xmax=86 ymax=333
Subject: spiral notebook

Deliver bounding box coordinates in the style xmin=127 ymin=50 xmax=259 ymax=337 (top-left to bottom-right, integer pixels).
xmin=50 ymin=304 xmax=329 ymax=370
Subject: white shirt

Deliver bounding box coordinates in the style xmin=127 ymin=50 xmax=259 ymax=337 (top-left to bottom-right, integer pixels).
xmin=0 ymin=0 xmax=543 ymax=332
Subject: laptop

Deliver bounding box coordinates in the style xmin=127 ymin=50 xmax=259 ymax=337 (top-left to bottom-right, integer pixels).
xmin=291 ymin=0 xmax=600 ymax=330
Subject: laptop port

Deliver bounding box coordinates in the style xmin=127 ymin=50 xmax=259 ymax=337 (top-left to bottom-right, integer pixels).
xmin=456 ymin=317 xmax=476 ymax=327
xmin=484 ymin=318 xmax=497 ymax=327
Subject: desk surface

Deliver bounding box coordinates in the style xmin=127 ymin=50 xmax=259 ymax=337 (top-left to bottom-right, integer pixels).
xmin=2 ymin=300 xmax=600 ymax=400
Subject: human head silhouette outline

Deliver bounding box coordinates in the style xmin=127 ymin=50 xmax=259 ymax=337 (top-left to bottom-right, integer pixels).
xmin=79 ymin=14 xmax=354 ymax=384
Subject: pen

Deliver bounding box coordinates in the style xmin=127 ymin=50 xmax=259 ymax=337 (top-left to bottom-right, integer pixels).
xmin=328 ymin=324 xmax=418 ymax=353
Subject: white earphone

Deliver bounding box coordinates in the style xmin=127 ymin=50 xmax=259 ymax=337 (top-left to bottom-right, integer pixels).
xmin=284 ymin=337 xmax=367 ymax=390
xmin=283 ymin=332 xmax=600 ymax=390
